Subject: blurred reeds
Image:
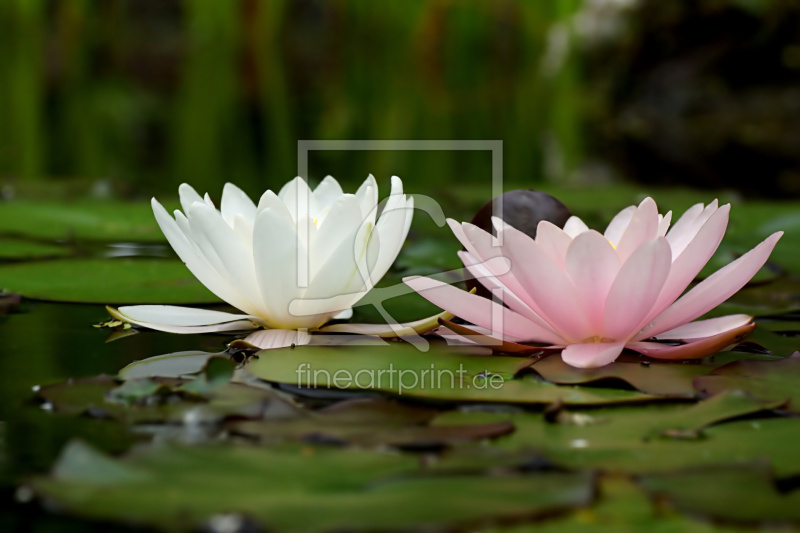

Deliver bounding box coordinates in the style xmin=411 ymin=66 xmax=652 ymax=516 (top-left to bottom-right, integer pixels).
xmin=0 ymin=0 xmax=585 ymax=196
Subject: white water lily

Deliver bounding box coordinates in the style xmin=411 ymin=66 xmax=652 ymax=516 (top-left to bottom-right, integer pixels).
xmin=108 ymin=175 xmax=439 ymax=348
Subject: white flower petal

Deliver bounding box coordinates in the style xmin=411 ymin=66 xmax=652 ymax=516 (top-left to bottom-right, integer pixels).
xmin=319 ymin=308 xmax=454 ymax=338
xmin=310 ymin=194 xmax=363 ymax=279
xmin=221 ymin=182 xmax=256 ymax=227
xmin=152 ymin=199 xmax=256 ymax=315
xmin=252 ymin=205 xmax=307 ymax=328
xmin=186 ymin=202 xmax=266 ymax=317
xmin=311 ymin=175 xmax=344 ymax=212
xmin=178 ymin=183 xmax=204 ymax=214
xmin=278 ymin=176 xmax=314 ymax=222
xmin=243 ymin=329 xmax=311 ymax=350
xmin=109 ymin=305 xmax=261 ymax=334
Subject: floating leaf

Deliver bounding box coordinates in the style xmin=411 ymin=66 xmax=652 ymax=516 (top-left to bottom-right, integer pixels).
xmin=532 ymin=354 xmax=719 ymax=396
xmin=0 ymin=237 xmax=70 ymax=260
xmin=640 ymin=465 xmax=800 ymax=523
xmin=501 ymin=476 xmax=730 ymax=533
xmin=30 ymin=441 xmax=594 ymax=532
xmin=436 ymin=391 xmax=788 ymax=475
xmin=246 ymin=345 xmax=672 ymax=406
xmin=694 ymin=354 xmax=800 ymax=412
xmin=177 ymin=356 xmax=235 ymax=396
xmin=118 ymin=351 xmax=222 ymax=380
xmin=0 ymin=258 xmax=216 ymax=304
xmin=0 ymin=199 xmax=172 ymax=242
xmin=35 ymin=375 xmax=294 ymax=426
xmin=230 ymin=397 xmax=512 ymax=448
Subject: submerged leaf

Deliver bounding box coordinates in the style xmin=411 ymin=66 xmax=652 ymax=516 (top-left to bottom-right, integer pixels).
xmin=31 ymin=442 xmax=594 ymax=532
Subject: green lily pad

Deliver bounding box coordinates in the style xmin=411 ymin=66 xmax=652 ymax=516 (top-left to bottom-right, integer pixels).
xmin=435 ymin=391 xmax=789 ymax=475
xmin=0 ymin=237 xmax=70 ymax=260
xmin=246 ymin=345 xmax=673 ymax=406
xmin=500 ymin=476 xmax=738 ymax=533
xmin=532 ymin=354 xmax=719 ymax=397
xmin=35 ymin=374 xmax=295 ymax=426
xmin=230 ymin=397 xmax=512 ymax=448
xmin=118 ymin=351 xmax=223 ymax=380
xmin=733 ymin=325 xmax=800 ymax=357
xmin=709 ymin=277 xmax=800 ymax=318
xmin=640 ymin=465 xmax=800 ymax=523
xmin=0 ymin=199 xmax=173 ymax=242
xmin=30 ymin=440 xmax=594 ymax=532
xmin=694 ymin=355 xmax=800 ymax=412
xmin=0 ymin=258 xmax=216 ymax=304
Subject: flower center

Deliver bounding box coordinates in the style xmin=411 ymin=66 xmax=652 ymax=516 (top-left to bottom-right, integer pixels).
xmin=581 ymin=335 xmax=615 ymax=344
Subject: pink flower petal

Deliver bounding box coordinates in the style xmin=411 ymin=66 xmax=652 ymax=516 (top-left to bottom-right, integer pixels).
xmin=603 ymin=205 xmax=635 ymax=246
xmin=561 ymin=341 xmax=626 ymax=368
xmin=635 ymin=204 xmax=730 ymax=336
xmin=403 ymin=276 xmax=565 ymax=344
xmin=604 ymin=237 xmax=672 ymax=341
xmin=438 ymin=318 xmax=555 ymax=354
xmin=565 ymin=230 xmax=621 ymax=332
xmin=628 ymin=321 xmax=755 ymax=360
xmin=614 ymin=197 xmax=659 ymax=263
xmin=458 ymin=250 xmax=553 ymax=327
xmin=641 ymin=232 xmax=783 ymax=339
xmin=499 ymin=224 xmax=594 ymax=343
xmin=243 ymin=329 xmax=312 ymax=350
xmin=460 ymin=222 xmax=535 ymax=301
xmin=535 ymin=220 xmax=573 ymax=268
xmin=563 ymin=216 xmax=589 ymax=238
xmin=652 ymin=314 xmax=754 ymax=341
xmin=666 ymin=201 xmax=717 ymax=257
xmin=657 ymin=211 xmax=672 ymax=237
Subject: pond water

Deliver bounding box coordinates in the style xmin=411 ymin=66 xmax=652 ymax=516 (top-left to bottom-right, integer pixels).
xmin=0 ymin=302 xmax=224 ymax=530
xmin=1 ymin=185 xmax=800 ymax=531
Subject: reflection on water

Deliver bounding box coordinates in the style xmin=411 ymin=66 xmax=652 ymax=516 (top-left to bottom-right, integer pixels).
xmin=0 ymin=301 xmax=233 ymax=530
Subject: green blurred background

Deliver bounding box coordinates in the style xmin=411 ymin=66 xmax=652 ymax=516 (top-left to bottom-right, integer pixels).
xmin=1 ymin=0 xmax=799 ymax=199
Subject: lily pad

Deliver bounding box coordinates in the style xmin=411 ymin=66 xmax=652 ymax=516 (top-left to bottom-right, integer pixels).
xmin=118 ymin=351 xmax=223 ymax=380
xmin=532 ymin=354 xmax=719 ymax=396
xmin=0 ymin=199 xmax=172 ymax=242
xmin=35 ymin=373 xmax=296 ymax=426
xmin=694 ymin=354 xmax=800 ymax=412
xmin=501 ymin=476 xmax=737 ymax=532
xmin=246 ymin=345 xmax=673 ymax=406
xmin=0 ymin=237 xmax=70 ymax=260
xmin=435 ymin=391 xmax=790 ymax=475
xmin=0 ymin=258 xmax=216 ymax=304
xmin=29 ymin=440 xmax=594 ymax=532
xmin=640 ymin=465 xmax=800 ymax=523
xmin=230 ymin=398 xmax=512 ymax=448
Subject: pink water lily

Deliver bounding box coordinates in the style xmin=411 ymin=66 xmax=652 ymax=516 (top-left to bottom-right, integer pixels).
xmin=405 ymin=198 xmax=783 ymax=368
